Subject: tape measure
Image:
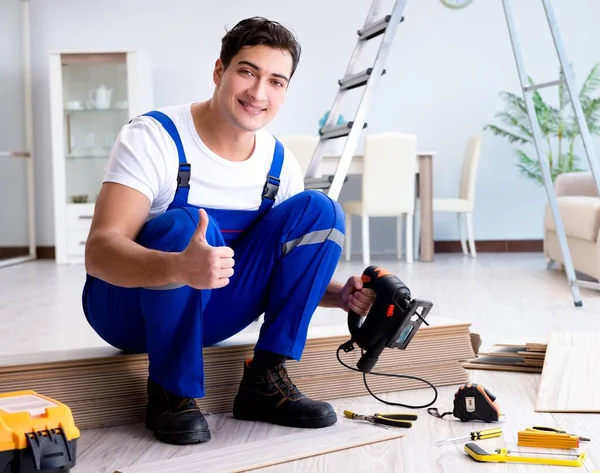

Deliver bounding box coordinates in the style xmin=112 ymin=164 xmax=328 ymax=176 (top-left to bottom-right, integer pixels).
xmin=0 ymin=390 xmax=79 ymax=472
xmin=427 ymin=383 xmax=501 ymax=423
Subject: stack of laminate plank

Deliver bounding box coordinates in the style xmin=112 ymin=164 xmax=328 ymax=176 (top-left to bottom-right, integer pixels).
xmin=462 ymin=342 xmax=547 ymax=373
xmin=0 ymin=317 xmax=477 ymax=430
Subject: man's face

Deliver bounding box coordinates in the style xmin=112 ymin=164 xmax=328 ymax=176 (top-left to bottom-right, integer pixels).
xmin=213 ymin=44 xmax=293 ymax=132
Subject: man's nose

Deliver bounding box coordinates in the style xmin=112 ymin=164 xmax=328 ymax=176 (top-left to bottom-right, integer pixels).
xmin=247 ymin=79 xmax=268 ymax=102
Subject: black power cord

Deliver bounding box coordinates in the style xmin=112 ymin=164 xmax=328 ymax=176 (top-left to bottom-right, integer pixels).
xmin=336 ymin=345 xmax=438 ymax=409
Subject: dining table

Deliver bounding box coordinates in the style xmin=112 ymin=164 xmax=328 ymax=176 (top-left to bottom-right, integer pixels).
xmin=317 ymin=151 xmax=436 ymax=262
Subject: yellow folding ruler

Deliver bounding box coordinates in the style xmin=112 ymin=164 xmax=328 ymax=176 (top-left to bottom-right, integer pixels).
xmin=464 ymin=443 xmax=586 ymax=467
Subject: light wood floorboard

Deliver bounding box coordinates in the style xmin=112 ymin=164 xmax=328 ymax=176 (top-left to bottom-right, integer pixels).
xmin=536 ymin=331 xmax=600 ymax=412
xmin=75 ymin=369 xmax=600 ymax=473
xmin=114 ymin=423 xmax=404 ymax=473
xmin=2 ymin=253 xmax=600 ymax=472
xmin=2 ymin=253 xmax=600 ymax=356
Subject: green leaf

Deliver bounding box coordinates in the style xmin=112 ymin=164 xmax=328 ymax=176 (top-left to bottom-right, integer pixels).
xmin=514 ymin=149 xmax=545 ymax=185
xmin=497 ymin=91 xmax=529 ymax=120
xmin=482 ymin=124 xmax=530 ymax=144
xmin=494 ymin=111 xmax=533 ymax=140
xmin=579 ymin=62 xmax=600 ymax=99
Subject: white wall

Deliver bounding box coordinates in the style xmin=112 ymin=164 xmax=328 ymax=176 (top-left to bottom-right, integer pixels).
xmin=0 ymin=0 xmax=29 ymax=247
xmin=22 ymin=0 xmax=600 ymax=252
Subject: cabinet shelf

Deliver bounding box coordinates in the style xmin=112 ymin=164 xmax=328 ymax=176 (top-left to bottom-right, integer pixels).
xmin=66 ymin=153 xmax=110 ymax=160
xmin=64 ymin=108 xmax=128 ymax=114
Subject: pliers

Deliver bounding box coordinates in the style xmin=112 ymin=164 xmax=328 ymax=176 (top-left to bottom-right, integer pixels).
xmin=529 ymin=426 xmax=591 ymax=442
xmin=343 ymin=409 xmax=418 ymax=428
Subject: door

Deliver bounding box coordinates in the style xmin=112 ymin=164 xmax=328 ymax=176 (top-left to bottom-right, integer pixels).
xmin=0 ymin=0 xmax=35 ymax=267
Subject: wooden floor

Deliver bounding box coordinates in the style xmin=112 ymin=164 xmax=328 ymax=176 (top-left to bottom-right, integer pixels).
xmin=2 ymin=253 xmax=600 ymax=472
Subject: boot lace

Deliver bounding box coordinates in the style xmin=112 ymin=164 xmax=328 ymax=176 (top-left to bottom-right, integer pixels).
xmin=273 ymin=364 xmax=301 ymax=399
xmin=172 ymin=395 xmax=199 ymax=411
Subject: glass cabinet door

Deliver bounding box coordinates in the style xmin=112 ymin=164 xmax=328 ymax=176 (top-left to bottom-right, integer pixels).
xmin=60 ymin=53 xmax=130 ymax=205
xmin=50 ymin=50 xmax=152 ymax=264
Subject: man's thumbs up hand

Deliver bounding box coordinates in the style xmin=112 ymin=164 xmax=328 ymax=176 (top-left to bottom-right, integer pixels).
xmin=176 ymin=209 xmax=235 ymax=289
xmin=194 ymin=208 xmax=210 ymax=245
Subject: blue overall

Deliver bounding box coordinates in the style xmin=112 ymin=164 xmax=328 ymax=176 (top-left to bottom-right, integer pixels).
xmin=82 ymin=111 xmax=345 ymax=398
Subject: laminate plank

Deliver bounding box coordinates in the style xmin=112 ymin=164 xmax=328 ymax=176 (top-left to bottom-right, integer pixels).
xmin=114 ymin=423 xmax=403 ymax=473
xmin=536 ymin=332 xmax=600 ymax=412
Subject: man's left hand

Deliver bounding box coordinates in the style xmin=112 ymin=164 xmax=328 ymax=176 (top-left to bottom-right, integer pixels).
xmin=338 ymin=276 xmax=376 ymax=316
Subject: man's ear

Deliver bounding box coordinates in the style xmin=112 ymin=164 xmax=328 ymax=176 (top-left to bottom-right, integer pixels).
xmin=213 ymin=59 xmax=225 ymax=85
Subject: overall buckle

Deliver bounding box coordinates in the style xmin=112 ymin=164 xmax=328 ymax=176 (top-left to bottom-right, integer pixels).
xmin=262 ymin=175 xmax=280 ymax=200
xmin=177 ymin=163 xmax=191 ymax=189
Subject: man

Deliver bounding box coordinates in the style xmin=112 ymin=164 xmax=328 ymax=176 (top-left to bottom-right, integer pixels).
xmin=82 ymin=16 xmax=375 ymax=446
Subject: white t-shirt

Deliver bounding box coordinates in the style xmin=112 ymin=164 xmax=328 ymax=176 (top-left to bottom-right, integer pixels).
xmin=103 ymin=103 xmax=305 ymax=220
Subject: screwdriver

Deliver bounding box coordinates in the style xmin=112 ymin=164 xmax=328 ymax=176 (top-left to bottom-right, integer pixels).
xmin=437 ymin=427 xmax=503 ymax=445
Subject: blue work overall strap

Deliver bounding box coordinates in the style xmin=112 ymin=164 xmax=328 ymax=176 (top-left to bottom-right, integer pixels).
xmin=142 ymin=110 xmax=190 ymax=208
xmin=258 ymin=138 xmax=284 ymax=213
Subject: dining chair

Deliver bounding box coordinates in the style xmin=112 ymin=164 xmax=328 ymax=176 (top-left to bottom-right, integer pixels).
xmin=343 ymin=132 xmax=418 ymax=265
xmin=414 ymin=135 xmax=482 ymax=259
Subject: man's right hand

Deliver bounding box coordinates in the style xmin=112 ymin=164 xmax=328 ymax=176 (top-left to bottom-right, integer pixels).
xmin=176 ymin=209 xmax=235 ymax=289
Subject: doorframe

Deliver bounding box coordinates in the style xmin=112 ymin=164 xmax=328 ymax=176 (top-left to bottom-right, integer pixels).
xmin=0 ymin=0 xmax=36 ymax=269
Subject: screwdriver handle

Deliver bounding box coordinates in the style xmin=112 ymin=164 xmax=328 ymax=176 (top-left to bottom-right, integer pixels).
xmin=471 ymin=428 xmax=503 ymax=440
xmin=437 ymin=428 xmax=503 ymax=445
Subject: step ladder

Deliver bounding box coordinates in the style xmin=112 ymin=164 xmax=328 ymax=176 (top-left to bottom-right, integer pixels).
xmin=502 ymin=0 xmax=600 ymax=306
xmin=308 ymin=0 xmax=599 ymax=305
xmin=304 ymin=0 xmax=407 ymax=199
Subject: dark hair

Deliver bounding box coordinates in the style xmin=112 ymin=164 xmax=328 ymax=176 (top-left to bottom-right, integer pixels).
xmin=220 ymin=17 xmax=301 ymax=78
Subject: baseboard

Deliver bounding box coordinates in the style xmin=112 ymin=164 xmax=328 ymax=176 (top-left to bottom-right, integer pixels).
xmin=0 ymin=247 xmax=29 ymax=259
xmin=0 ymin=240 xmax=542 ymax=263
xmin=435 ymin=239 xmax=543 ymax=253
xmin=36 ymin=247 xmax=56 ymax=259
xmin=0 ymin=246 xmax=55 ymax=260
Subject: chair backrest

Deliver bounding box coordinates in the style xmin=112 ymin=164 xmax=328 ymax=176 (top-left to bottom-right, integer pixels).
xmin=458 ymin=135 xmax=482 ymax=202
xmin=277 ymin=135 xmax=319 ymax=176
xmin=362 ymin=133 xmax=418 ymax=215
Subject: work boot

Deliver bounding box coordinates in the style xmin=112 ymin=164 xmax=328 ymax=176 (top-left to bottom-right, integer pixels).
xmin=145 ymin=377 xmax=211 ymax=445
xmin=233 ymin=360 xmax=337 ymax=428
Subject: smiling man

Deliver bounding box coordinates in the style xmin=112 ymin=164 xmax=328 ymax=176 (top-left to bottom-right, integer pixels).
xmin=82 ymin=17 xmax=375 ymax=445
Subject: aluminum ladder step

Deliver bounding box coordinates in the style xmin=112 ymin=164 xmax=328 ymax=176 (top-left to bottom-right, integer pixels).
xmin=339 ymin=68 xmax=387 ymax=91
xmin=358 ymin=14 xmax=404 ymax=41
xmin=319 ymin=121 xmax=368 ymax=140
xmin=304 ymin=175 xmax=349 ymax=190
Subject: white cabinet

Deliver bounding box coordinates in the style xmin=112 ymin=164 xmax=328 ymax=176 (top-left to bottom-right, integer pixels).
xmin=49 ymin=51 xmax=153 ymax=264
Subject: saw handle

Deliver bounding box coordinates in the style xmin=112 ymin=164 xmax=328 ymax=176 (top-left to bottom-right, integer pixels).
xmin=347 ymin=266 xmax=376 ymax=340
xmin=347 ymin=265 xmax=410 ymax=340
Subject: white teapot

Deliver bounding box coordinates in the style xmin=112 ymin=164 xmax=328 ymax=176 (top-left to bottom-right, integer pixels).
xmin=88 ymin=85 xmax=113 ymax=110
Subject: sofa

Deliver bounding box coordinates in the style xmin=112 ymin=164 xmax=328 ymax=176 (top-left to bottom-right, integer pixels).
xmin=544 ymin=171 xmax=600 ymax=281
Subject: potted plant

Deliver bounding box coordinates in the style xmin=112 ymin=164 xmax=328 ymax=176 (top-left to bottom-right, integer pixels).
xmin=318 ymin=110 xmax=348 ymax=155
xmin=483 ymin=63 xmax=600 ymax=185
xmin=318 ymin=110 xmax=347 ymax=132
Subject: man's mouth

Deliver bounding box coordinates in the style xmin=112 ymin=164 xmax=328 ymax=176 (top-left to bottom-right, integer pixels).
xmin=238 ymin=99 xmax=266 ymax=115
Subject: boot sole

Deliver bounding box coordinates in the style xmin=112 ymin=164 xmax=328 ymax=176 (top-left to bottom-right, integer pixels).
xmin=145 ymin=418 xmax=211 ymax=445
xmin=233 ymin=409 xmax=337 ymax=429
xmin=153 ymin=429 xmax=211 ymax=445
